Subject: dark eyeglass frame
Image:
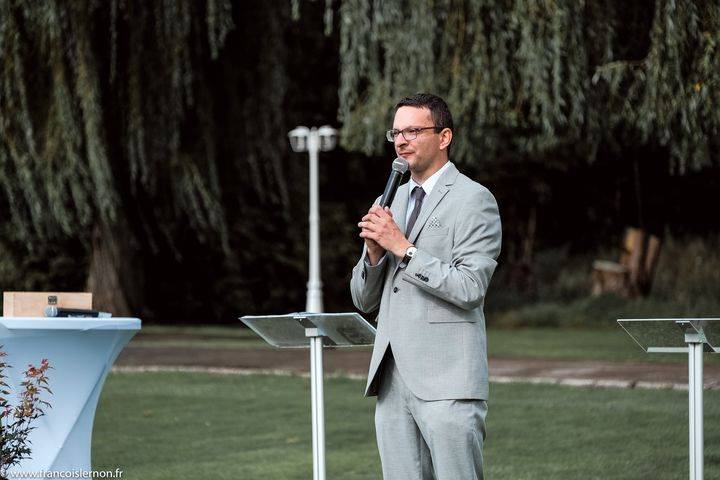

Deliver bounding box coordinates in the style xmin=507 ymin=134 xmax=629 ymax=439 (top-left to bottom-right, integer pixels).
xmin=386 ymin=126 xmax=446 ymax=142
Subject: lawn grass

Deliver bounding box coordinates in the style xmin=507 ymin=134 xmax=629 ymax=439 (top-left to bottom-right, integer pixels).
xmin=93 ymin=372 xmax=720 ymax=479
xmin=131 ymin=324 xmax=720 ymax=364
xmin=131 ymin=324 xmax=268 ymax=349
xmin=487 ymin=327 xmax=720 ymax=364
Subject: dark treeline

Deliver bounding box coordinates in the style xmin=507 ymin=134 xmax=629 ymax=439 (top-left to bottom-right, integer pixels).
xmin=0 ymin=0 xmax=717 ymax=323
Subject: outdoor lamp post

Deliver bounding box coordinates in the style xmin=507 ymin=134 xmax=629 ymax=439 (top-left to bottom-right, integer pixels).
xmin=288 ymin=125 xmax=338 ymax=314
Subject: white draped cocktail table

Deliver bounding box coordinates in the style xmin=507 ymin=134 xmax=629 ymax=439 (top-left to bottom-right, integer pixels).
xmin=0 ymin=317 xmax=140 ymax=479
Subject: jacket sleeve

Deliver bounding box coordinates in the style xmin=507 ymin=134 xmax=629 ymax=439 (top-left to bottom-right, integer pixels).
xmin=349 ymin=195 xmax=388 ymax=313
xmin=401 ymin=188 xmax=501 ymax=310
xmin=350 ymin=244 xmax=389 ymax=313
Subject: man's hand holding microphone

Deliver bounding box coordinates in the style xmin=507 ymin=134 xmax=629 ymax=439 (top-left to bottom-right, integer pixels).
xmin=358 ymin=157 xmax=413 ymax=266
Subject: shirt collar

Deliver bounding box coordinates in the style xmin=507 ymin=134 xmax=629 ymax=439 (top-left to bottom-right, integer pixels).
xmin=408 ymin=161 xmax=453 ymax=199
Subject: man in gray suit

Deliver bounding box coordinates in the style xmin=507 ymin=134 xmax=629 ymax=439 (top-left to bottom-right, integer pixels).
xmin=350 ymin=93 xmax=502 ymax=480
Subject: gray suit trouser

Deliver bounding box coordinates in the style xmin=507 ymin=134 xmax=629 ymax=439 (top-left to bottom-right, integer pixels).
xmin=375 ymin=353 xmax=487 ymax=480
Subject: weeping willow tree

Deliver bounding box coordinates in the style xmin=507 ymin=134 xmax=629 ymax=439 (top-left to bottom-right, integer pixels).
xmin=2 ymin=0 xmax=718 ymax=317
xmin=338 ymin=0 xmax=719 ymax=173
xmin=0 ymin=0 xmax=294 ymax=315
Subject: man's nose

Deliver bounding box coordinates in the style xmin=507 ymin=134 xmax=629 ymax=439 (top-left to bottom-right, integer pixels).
xmin=394 ymin=133 xmax=408 ymax=149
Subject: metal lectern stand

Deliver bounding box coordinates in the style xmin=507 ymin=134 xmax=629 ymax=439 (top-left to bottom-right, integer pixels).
xmin=240 ymin=312 xmax=376 ymax=480
xmin=618 ymin=318 xmax=720 ymax=480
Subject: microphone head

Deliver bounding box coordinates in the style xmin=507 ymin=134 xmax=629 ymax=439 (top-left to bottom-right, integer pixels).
xmin=392 ymin=157 xmax=409 ymax=173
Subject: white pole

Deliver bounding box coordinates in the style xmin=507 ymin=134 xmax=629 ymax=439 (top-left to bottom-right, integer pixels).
xmin=306 ymin=128 xmax=324 ymax=313
xmin=693 ymin=343 xmax=704 ymax=480
xmin=689 ymin=344 xmax=696 ymax=480
xmin=305 ymin=328 xmax=326 ymax=480
xmin=687 ymin=340 xmax=704 ymax=480
xmin=314 ymin=336 xmax=326 ymax=480
xmin=310 ymin=334 xmax=319 ymax=480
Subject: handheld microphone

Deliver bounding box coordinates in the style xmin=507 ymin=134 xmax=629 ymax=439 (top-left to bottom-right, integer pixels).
xmin=379 ymin=157 xmax=409 ymax=207
xmin=44 ymin=307 xmax=112 ymax=318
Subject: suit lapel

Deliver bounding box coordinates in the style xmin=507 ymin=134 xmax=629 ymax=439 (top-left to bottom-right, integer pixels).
xmin=408 ymin=185 xmax=448 ymax=244
xmin=408 ymin=163 xmax=459 ymax=244
xmin=391 ymin=163 xmax=459 ymax=277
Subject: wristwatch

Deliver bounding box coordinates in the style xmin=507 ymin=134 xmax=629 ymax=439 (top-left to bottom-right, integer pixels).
xmin=400 ymin=246 xmax=417 ymax=268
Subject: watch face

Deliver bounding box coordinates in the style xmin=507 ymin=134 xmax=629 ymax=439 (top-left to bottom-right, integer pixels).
xmin=407 ymin=247 xmax=417 ymax=257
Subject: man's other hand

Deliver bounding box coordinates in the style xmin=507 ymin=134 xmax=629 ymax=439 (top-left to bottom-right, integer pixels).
xmin=359 ymin=205 xmax=412 ymax=260
xmin=358 ymin=205 xmax=386 ymax=265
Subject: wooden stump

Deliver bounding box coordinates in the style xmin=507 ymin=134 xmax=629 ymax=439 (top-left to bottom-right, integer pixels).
xmin=592 ymin=228 xmax=662 ymax=298
xmin=592 ymin=260 xmax=630 ymax=297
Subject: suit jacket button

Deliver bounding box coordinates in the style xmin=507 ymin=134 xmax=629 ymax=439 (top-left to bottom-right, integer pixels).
xmin=393 ymin=287 xmax=399 ymax=293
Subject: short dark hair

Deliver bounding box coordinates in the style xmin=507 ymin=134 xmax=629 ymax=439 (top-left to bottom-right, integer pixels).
xmin=394 ymin=93 xmax=454 ymax=133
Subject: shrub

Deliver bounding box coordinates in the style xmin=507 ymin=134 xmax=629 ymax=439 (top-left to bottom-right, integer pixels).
xmin=0 ymin=351 xmax=52 ymax=479
xmin=488 ymin=234 xmax=720 ymax=328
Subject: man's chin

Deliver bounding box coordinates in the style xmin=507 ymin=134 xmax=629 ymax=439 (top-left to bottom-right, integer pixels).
xmin=399 ymin=154 xmax=415 ymax=166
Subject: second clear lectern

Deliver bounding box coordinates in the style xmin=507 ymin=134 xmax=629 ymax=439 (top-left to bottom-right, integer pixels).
xmin=240 ymin=312 xmax=376 ymax=480
xmin=618 ymin=318 xmax=720 ymax=480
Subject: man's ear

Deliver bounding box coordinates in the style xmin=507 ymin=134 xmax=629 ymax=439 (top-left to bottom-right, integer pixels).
xmin=439 ymin=128 xmax=453 ymax=151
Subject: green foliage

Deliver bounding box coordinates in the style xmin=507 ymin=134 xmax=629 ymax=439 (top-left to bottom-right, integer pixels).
xmin=0 ymin=353 xmax=52 ymax=477
xmin=0 ymin=0 xmax=235 ymax=249
xmin=338 ymin=0 xmax=719 ymax=172
xmin=593 ymin=1 xmax=720 ymax=173
xmin=1 ymin=0 xmax=346 ymax=319
xmin=652 ymin=234 xmax=720 ymax=310
xmin=1 ymin=0 xmax=717 ymax=321
xmin=0 ymin=212 xmax=91 ymax=293
xmin=488 ymin=234 xmax=720 ymax=327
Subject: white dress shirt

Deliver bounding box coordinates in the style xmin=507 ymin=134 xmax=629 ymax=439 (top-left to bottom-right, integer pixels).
xmin=405 ymin=161 xmax=453 ymax=226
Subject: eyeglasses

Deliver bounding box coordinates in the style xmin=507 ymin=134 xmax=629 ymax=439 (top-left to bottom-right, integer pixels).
xmin=386 ymin=126 xmax=444 ymax=142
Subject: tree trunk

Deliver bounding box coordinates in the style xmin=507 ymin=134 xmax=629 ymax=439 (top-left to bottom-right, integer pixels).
xmin=85 ymin=221 xmax=144 ymax=317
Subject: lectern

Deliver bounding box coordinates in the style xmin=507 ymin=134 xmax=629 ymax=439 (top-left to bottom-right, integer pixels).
xmin=618 ymin=318 xmax=720 ymax=480
xmin=240 ymin=312 xmax=376 ymax=480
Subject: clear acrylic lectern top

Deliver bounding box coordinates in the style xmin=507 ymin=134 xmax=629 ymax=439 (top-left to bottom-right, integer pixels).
xmin=618 ymin=318 xmax=720 ymax=353
xmin=240 ymin=312 xmax=376 ymax=348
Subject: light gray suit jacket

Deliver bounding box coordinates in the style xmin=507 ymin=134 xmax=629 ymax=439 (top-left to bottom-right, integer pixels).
xmin=350 ymin=162 xmax=501 ymax=401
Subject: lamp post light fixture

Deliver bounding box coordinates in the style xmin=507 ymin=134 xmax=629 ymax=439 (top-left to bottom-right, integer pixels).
xmin=288 ymin=125 xmax=338 ymax=314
